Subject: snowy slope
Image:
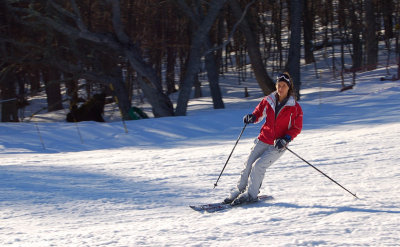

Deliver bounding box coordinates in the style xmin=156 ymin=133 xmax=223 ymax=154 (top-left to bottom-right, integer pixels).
xmin=1 ymin=65 xmax=400 ymax=246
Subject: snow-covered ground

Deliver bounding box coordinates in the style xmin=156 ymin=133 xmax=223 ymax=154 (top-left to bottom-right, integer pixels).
xmin=1 ymin=62 xmax=400 ymax=246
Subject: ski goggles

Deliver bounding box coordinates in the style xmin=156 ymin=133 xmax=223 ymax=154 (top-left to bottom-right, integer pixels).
xmin=277 ymin=74 xmax=291 ymax=86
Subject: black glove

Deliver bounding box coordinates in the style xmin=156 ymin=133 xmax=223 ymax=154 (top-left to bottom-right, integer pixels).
xmin=275 ymin=135 xmax=292 ymax=150
xmin=243 ymin=114 xmax=256 ymax=124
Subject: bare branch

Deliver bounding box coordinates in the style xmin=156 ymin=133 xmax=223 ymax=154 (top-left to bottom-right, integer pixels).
xmin=205 ymin=0 xmax=257 ymax=56
xmin=47 ymin=1 xmax=76 ymax=22
xmin=69 ymin=0 xmax=87 ymax=31
xmin=107 ymin=0 xmax=130 ymax=44
xmin=175 ymin=0 xmax=200 ymax=24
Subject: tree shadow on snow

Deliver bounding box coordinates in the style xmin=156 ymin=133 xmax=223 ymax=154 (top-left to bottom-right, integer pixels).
xmin=0 ymin=165 xmax=187 ymax=208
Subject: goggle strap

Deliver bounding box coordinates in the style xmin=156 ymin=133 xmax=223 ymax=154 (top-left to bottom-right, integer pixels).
xmin=277 ymin=75 xmax=290 ymax=85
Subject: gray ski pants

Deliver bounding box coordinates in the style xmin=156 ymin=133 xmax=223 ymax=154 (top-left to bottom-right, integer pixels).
xmin=236 ymin=139 xmax=285 ymax=199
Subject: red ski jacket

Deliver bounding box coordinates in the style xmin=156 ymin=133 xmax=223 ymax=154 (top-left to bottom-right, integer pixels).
xmin=252 ymin=92 xmax=303 ymax=145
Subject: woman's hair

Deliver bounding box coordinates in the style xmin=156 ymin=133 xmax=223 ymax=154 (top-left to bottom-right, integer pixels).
xmin=276 ymin=71 xmax=296 ymax=100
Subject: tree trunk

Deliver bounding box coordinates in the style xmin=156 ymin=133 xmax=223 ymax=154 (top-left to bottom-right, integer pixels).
xmin=65 ymin=73 xmax=79 ymax=107
xmin=0 ymin=67 xmax=19 ymax=122
xmin=29 ymin=70 xmax=41 ymax=93
xmin=365 ymin=0 xmax=378 ymax=70
xmin=193 ymin=74 xmax=202 ymax=98
xmin=166 ymin=46 xmax=177 ymax=94
xmin=302 ymin=0 xmax=315 ymax=64
xmin=110 ymin=76 xmax=131 ymax=120
xmin=205 ymin=38 xmax=224 ymax=109
xmin=382 ymin=0 xmax=394 ymax=39
xmin=229 ymin=0 xmax=275 ymax=95
xmin=286 ymin=0 xmax=303 ymax=100
xmin=43 ymin=68 xmax=63 ymax=112
xmin=175 ymin=37 xmax=204 ymax=115
xmin=138 ymin=76 xmax=174 ymax=117
xmin=349 ymin=2 xmax=363 ymax=70
xmin=272 ymin=1 xmax=284 ymax=69
xmin=338 ymin=0 xmax=346 ymax=87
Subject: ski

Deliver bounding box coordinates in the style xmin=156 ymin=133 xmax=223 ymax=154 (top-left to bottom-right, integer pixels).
xmin=189 ymin=195 xmax=273 ymax=213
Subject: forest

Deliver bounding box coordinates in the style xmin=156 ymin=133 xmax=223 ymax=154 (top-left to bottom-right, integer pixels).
xmin=0 ymin=0 xmax=398 ymax=122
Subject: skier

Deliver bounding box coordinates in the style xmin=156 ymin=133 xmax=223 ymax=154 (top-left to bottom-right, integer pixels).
xmin=224 ymin=72 xmax=303 ymax=205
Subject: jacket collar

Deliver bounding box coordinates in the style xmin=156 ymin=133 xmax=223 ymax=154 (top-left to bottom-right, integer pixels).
xmin=266 ymin=92 xmax=295 ymax=109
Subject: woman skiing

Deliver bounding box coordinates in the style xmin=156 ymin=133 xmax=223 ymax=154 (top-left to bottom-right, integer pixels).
xmin=225 ymin=72 xmax=303 ymax=205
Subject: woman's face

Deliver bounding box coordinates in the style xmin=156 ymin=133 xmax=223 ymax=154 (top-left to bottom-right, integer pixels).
xmin=276 ymin=81 xmax=289 ymax=100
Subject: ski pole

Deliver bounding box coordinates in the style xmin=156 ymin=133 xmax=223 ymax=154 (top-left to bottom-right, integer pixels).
xmin=286 ymin=147 xmax=359 ymax=199
xmin=213 ymin=124 xmax=247 ymax=189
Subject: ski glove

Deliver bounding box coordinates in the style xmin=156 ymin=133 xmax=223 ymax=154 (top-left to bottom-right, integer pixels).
xmin=243 ymin=114 xmax=256 ymax=124
xmin=275 ymin=135 xmax=292 ymax=150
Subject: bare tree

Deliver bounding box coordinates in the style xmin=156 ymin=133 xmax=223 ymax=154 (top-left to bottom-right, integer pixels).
xmin=174 ymin=0 xmax=228 ymax=116
xmin=228 ymin=0 xmax=275 ymax=95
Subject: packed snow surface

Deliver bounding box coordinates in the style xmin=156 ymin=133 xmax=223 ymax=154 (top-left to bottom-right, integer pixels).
xmin=1 ymin=66 xmax=400 ymax=246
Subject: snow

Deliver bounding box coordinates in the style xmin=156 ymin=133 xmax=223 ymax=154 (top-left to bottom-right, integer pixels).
xmin=1 ymin=64 xmax=400 ymax=246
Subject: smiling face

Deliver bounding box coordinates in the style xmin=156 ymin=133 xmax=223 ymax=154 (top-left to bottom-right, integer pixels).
xmin=276 ymin=81 xmax=289 ymax=102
